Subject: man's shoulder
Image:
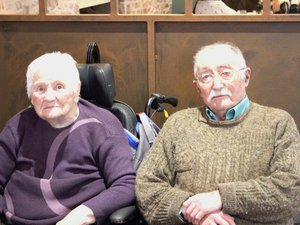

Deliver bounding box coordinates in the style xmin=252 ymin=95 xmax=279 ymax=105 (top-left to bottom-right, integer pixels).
xmin=165 ymin=107 xmax=199 ymax=126
xmin=170 ymin=107 xmax=199 ymax=118
xmin=252 ymin=102 xmax=291 ymax=115
xmin=251 ymin=102 xmax=294 ymax=121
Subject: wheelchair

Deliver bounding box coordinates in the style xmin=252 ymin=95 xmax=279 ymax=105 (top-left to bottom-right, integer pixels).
xmin=77 ymin=61 xmax=179 ymax=225
xmin=77 ymin=61 xmax=150 ymax=225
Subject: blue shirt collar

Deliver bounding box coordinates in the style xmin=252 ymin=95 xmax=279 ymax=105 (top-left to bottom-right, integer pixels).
xmin=205 ymin=96 xmax=250 ymax=121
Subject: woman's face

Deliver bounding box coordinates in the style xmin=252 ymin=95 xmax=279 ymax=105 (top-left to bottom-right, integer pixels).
xmin=30 ymin=71 xmax=79 ymax=128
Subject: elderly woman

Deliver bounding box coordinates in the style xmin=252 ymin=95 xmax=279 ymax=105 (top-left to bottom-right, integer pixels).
xmin=0 ymin=52 xmax=136 ymax=225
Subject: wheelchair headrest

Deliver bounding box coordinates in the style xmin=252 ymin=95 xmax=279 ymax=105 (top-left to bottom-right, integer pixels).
xmin=77 ymin=63 xmax=116 ymax=108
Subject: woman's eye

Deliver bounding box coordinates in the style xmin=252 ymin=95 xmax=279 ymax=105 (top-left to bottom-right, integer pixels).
xmin=37 ymin=86 xmax=45 ymax=93
xmin=56 ymin=84 xmax=64 ymax=90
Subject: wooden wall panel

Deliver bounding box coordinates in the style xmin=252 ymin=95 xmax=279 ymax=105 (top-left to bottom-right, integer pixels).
xmin=155 ymin=22 xmax=300 ymax=127
xmin=1 ymin=20 xmax=300 ymax=130
xmin=0 ymin=22 xmax=148 ymax=129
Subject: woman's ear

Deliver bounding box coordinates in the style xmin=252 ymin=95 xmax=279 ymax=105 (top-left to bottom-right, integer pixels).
xmin=74 ymin=83 xmax=81 ymax=103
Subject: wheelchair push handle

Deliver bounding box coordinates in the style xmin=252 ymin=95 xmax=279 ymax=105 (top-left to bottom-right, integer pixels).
xmin=145 ymin=93 xmax=178 ymax=118
xmin=163 ymin=96 xmax=178 ymax=107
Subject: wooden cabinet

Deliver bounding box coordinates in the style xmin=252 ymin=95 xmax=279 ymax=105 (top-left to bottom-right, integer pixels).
xmin=0 ymin=0 xmax=300 ymax=128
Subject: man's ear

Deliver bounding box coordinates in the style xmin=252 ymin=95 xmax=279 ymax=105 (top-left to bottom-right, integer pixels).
xmin=244 ymin=68 xmax=251 ymax=86
xmin=193 ymin=79 xmax=201 ymax=94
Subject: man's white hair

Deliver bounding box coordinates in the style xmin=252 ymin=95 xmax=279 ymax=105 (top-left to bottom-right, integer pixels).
xmin=193 ymin=41 xmax=247 ymax=77
xmin=26 ymin=52 xmax=80 ymax=99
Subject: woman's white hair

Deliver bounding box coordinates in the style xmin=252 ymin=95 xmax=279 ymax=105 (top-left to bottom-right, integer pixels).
xmin=193 ymin=41 xmax=247 ymax=77
xmin=26 ymin=52 xmax=81 ymax=99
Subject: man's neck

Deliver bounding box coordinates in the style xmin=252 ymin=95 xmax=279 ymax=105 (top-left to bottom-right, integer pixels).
xmin=216 ymin=112 xmax=227 ymax=121
xmin=205 ymin=96 xmax=250 ymax=121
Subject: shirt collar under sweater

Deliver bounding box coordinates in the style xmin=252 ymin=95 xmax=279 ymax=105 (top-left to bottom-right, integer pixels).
xmin=199 ymin=101 xmax=252 ymax=127
xmin=205 ymin=96 xmax=250 ymax=121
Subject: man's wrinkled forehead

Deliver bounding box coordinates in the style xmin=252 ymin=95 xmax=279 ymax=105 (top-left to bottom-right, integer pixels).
xmin=195 ymin=46 xmax=245 ymax=70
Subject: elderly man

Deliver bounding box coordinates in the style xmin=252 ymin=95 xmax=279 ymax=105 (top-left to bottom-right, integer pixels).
xmin=136 ymin=42 xmax=300 ymax=225
xmin=0 ymin=52 xmax=136 ymax=225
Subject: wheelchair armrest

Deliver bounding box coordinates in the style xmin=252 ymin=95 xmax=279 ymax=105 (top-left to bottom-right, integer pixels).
xmin=109 ymin=205 xmax=137 ymax=224
xmin=294 ymin=213 xmax=300 ymax=224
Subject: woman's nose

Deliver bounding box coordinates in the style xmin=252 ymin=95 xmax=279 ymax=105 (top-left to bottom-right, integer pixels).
xmin=44 ymin=88 xmax=56 ymax=100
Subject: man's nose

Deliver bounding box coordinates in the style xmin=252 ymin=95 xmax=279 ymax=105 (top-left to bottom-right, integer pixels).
xmin=212 ymin=75 xmax=224 ymax=89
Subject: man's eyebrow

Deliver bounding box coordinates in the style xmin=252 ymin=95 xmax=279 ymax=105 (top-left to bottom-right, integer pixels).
xmin=216 ymin=65 xmax=232 ymax=69
xmin=199 ymin=65 xmax=232 ymax=72
xmin=198 ymin=67 xmax=211 ymax=72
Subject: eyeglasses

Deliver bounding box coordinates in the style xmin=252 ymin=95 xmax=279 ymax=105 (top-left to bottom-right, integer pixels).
xmin=195 ymin=67 xmax=246 ymax=85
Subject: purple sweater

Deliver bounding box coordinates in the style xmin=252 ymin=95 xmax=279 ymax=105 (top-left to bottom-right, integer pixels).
xmin=0 ymin=99 xmax=136 ymax=225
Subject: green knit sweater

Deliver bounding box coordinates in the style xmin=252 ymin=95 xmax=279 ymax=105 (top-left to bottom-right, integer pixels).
xmin=136 ymin=102 xmax=300 ymax=225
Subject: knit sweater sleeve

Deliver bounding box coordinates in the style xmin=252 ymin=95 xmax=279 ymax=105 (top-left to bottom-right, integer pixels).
xmin=218 ymin=111 xmax=300 ymax=223
xmin=0 ymin=121 xmax=18 ymax=215
xmin=136 ymin=115 xmax=193 ymax=225
xmin=80 ymin=119 xmax=136 ymax=224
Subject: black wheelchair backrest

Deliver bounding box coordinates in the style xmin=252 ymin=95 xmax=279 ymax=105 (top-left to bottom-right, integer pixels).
xmin=76 ymin=63 xmax=137 ymax=135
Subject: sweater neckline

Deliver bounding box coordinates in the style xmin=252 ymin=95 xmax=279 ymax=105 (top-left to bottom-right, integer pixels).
xmin=198 ymin=102 xmax=253 ymax=126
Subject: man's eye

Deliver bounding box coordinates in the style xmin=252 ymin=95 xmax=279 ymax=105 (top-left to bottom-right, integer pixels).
xmin=220 ymin=70 xmax=233 ymax=78
xmin=201 ymin=73 xmax=213 ymax=82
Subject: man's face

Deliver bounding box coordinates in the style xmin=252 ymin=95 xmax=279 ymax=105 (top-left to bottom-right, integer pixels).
xmin=194 ymin=50 xmax=250 ymax=115
xmin=30 ymin=71 xmax=79 ymax=127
